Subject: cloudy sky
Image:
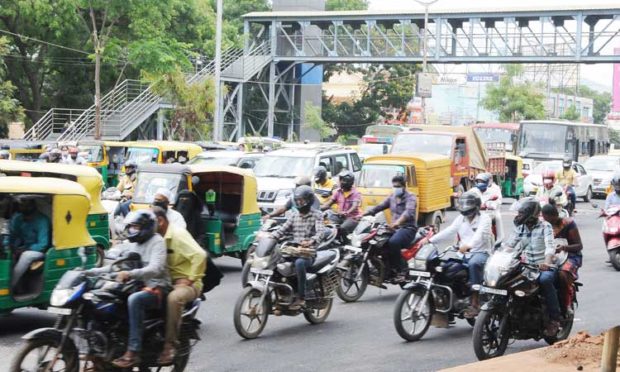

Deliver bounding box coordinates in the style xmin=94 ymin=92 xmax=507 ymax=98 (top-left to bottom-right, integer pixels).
xmin=366 ymin=0 xmax=617 ymax=91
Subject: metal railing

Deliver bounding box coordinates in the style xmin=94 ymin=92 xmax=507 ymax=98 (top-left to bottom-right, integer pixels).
xmin=23 ymin=109 xmax=86 ymax=141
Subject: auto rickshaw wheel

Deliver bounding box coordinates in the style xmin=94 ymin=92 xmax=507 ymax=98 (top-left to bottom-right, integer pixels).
xmin=96 ymin=246 xmax=105 ymax=267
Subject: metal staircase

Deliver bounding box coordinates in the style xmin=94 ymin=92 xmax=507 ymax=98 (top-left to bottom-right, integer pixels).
xmin=24 ymin=42 xmax=272 ymax=142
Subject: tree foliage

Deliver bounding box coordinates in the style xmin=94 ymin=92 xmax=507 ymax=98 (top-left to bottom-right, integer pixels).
xmin=554 ymin=85 xmax=612 ymax=124
xmin=481 ymin=65 xmax=546 ymax=122
xmin=326 ymin=0 xmax=369 ymax=11
xmin=303 ymin=102 xmax=336 ymax=140
xmin=0 ymin=36 xmax=24 ymax=138
xmin=560 ymin=104 xmax=580 ymax=121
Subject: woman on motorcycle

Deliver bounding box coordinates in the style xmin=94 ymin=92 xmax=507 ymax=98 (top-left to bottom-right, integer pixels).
xmin=541 ymin=204 xmax=582 ymax=313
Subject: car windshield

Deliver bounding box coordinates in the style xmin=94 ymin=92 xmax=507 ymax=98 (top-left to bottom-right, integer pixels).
xmin=253 ymin=156 xmax=314 ymax=178
xmin=189 ymin=155 xmax=239 ymax=166
xmin=474 ymin=127 xmax=515 ymax=151
xmin=78 ymin=145 xmax=103 ymax=162
xmin=133 ymin=173 xmax=182 ymax=204
xmin=126 ymin=147 xmax=159 ymax=165
xmin=584 ymin=157 xmax=618 ymax=171
xmin=391 ymin=134 xmax=452 ymax=157
xmin=358 ymin=144 xmax=388 ymax=158
xmin=358 ymin=165 xmax=405 ymax=188
xmin=518 ymin=123 xmax=567 ymax=155
xmin=532 ymin=161 xmax=562 ymax=175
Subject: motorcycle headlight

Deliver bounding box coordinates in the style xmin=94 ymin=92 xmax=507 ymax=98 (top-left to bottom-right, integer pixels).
xmin=412 ymin=258 xmax=426 ymax=270
xmin=50 ymin=283 xmax=84 ymax=307
xmin=252 ymin=256 xmax=270 ymax=269
xmin=350 ymin=234 xmax=363 ymax=248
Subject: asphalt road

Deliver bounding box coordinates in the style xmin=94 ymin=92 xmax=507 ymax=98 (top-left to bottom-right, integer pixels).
xmin=0 ymin=198 xmax=617 ymax=372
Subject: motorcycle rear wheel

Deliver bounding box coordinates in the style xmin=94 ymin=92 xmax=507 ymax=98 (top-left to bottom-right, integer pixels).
xmin=472 ymin=309 xmax=510 ymax=360
xmin=609 ymin=248 xmax=620 ymax=271
xmin=10 ymin=337 xmax=79 ymax=372
xmin=393 ymin=289 xmax=434 ymax=342
xmin=303 ymin=298 xmax=333 ymax=324
xmin=233 ymin=287 xmax=270 ymax=339
xmin=336 ymin=262 xmax=368 ymax=302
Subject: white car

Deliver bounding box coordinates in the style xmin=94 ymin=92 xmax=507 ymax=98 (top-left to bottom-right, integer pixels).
xmin=583 ymin=155 xmax=620 ymax=198
xmin=523 ymin=160 xmax=593 ymax=201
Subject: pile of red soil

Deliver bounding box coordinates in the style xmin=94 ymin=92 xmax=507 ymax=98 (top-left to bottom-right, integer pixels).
xmin=542 ymin=331 xmax=618 ymax=371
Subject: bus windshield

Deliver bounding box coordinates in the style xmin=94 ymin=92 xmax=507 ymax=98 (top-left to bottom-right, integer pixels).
xmin=474 ymin=128 xmax=515 ymax=151
xmin=391 ymin=134 xmax=452 ymax=157
xmin=518 ymin=123 xmax=567 ymax=156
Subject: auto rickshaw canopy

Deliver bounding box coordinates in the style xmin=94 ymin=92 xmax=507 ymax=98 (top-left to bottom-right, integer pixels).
xmin=0 ymin=177 xmax=95 ymax=250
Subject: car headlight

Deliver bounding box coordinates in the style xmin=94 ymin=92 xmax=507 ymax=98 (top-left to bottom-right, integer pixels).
xmin=50 ymin=283 xmax=84 ymax=307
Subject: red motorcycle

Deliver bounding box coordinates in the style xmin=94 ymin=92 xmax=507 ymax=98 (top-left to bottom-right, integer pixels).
xmin=601 ymin=206 xmax=620 ymax=271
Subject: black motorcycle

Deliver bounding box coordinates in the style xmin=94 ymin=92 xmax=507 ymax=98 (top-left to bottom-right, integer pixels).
xmin=10 ymin=250 xmax=202 ymax=372
xmin=472 ymin=248 xmax=577 ymax=360
xmin=393 ymin=244 xmax=477 ymax=342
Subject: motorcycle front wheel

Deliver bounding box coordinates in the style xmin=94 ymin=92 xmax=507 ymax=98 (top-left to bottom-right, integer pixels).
xmin=393 ymin=289 xmax=434 ymax=342
xmin=472 ymin=309 xmax=510 ymax=360
xmin=10 ymin=337 xmax=79 ymax=372
xmin=233 ymin=286 xmax=270 ymax=339
xmin=609 ymin=248 xmax=620 ymax=271
xmin=303 ymin=298 xmax=333 ymax=324
xmin=336 ymin=262 xmax=368 ymax=302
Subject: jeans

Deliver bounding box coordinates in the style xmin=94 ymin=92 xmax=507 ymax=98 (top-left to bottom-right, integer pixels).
xmin=114 ymin=200 xmax=132 ymax=217
xmin=387 ymin=227 xmax=417 ymax=271
xmin=165 ymin=284 xmax=199 ymax=344
xmin=465 ymin=252 xmax=489 ymax=286
xmin=538 ymin=270 xmax=561 ymax=320
xmin=295 ymin=257 xmax=314 ymax=298
xmin=566 ymin=186 xmax=576 ymax=206
xmin=12 ymin=250 xmax=45 ymax=288
xmin=128 ymin=290 xmax=160 ymax=352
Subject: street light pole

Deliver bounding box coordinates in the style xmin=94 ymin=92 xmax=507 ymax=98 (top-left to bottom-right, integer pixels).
xmin=213 ymin=0 xmax=223 ymax=141
xmin=414 ymin=0 xmax=438 ymax=124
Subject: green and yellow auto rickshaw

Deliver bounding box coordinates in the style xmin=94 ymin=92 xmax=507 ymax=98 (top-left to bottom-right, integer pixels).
xmin=500 ymin=154 xmax=524 ymax=199
xmin=0 ymin=160 xmax=110 ymax=262
xmin=0 ymin=177 xmax=98 ymax=313
xmin=131 ymin=164 xmax=261 ymax=262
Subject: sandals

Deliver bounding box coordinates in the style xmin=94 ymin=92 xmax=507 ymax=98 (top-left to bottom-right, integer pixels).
xmin=112 ymin=354 xmax=141 ymax=368
xmin=157 ymin=346 xmax=177 ymax=366
xmin=464 ymin=307 xmax=480 ymax=319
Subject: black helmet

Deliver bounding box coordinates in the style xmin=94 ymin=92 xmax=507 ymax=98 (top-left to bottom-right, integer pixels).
xmin=125 ymin=160 xmax=137 ymax=175
xmin=338 ymin=170 xmax=355 ymax=191
xmin=562 ymin=155 xmax=572 ymax=169
xmin=513 ymin=197 xmax=541 ymax=227
xmin=611 ymin=171 xmax=620 ymax=194
xmin=294 ymin=176 xmax=312 ymax=187
xmin=49 ymin=149 xmax=62 ymax=162
xmin=123 ymin=210 xmax=157 ymax=243
xmin=293 ymin=185 xmax=314 ymax=214
xmin=456 ymin=191 xmax=481 ymax=216
xmin=313 ymin=166 xmax=328 ymax=183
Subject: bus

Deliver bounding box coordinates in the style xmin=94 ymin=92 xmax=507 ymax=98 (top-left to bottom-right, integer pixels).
xmin=516 ymin=120 xmax=609 ymax=163
xmin=472 ymin=123 xmax=519 ymax=153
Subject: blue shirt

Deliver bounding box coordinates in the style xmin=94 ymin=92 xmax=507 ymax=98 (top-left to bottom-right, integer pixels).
xmin=605 ymin=193 xmax=620 ymax=210
xmin=10 ymin=212 xmax=50 ymax=252
xmin=369 ymin=191 xmax=417 ymax=227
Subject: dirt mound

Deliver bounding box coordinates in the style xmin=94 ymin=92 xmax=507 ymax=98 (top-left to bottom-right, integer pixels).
xmin=542 ymin=331 xmax=618 ymax=371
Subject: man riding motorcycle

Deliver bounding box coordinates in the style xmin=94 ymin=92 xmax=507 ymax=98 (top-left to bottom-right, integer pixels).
xmin=270 ymin=185 xmax=326 ymax=309
xmin=556 ymin=156 xmax=578 ymax=209
xmin=313 ymin=166 xmax=336 ymax=205
xmin=503 ymin=198 xmax=561 ymax=336
xmin=537 ymin=170 xmax=567 ymax=208
xmin=86 ymin=210 xmax=170 ymax=368
xmin=363 ymin=174 xmax=417 ymax=279
xmin=262 ymin=176 xmax=320 ymax=221
xmin=420 ymin=192 xmax=493 ymax=317
xmin=321 ymin=170 xmax=362 ymax=235
xmin=115 ymin=160 xmax=138 ymax=218
xmin=473 ymin=172 xmax=504 ymax=242
xmin=605 ymin=171 xmax=620 ymax=209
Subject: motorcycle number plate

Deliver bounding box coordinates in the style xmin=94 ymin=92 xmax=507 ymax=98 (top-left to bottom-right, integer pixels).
xmin=47 ymin=306 xmax=72 ymax=315
xmin=344 ymin=245 xmax=362 ymax=253
xmin=250 ymin=268 xmax=273 ymax=276
xmin=408 ymin=270 xmax=431 ymax=278
xmin=480 ymin=286 xmax=508 ymax=296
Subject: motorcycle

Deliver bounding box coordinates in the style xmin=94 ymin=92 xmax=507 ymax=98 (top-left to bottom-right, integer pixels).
xmin=601 ymin=206 xmax=620 ymax=271
xmin=393 ymin=243 xmax=479 ymax=341
xmin=336 ymin=215 xmax=435 ymax=303
xmin=10 ymin=249 xmax=202 ymax=372
xmin=233 ymin=231 xmax=340 ymax=339
xmin=471 ymin=247 xmax=577 ymax=360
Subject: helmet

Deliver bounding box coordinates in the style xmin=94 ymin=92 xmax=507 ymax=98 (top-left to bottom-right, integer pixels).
xmin=313 ymin=166 xmax=328 ymax=183
xmin=124 ymin=160 xmax=137 ymax=175
xmin=611 ymin=171 xmax=620 ymax=194
xmin=123 ymin=210 xmax=157 ymax=243
xmin=513 ymin=198 xmax=541 ymax=226
xmin=542 ymin=170 xmax=556 ymax=189
xmin=49 ymin=149 xmax=62 ymax=162
xmin=474 ymin=173 xmax=492 ymax=192
xmin=338 ymin=170 xmax=355 ymax=191
xmin=293 ymin=185 xmax=315 ymax=214
xmin=0 ymin=150 xmax=9 ymax=159
xmin=562 ymin=155 xmax=572 ymax=169
xmin=456 ymin=191 xmax=481 ymax=216
xmin=294 ymin=176 xmax=312 ymax=187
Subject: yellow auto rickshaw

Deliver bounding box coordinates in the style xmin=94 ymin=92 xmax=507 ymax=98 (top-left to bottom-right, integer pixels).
xmin=0 ymin=160 xmax=110 ymax=262
xmin=131 ymin=164 xmax=261 ymax=261
xmin=357 ymin=153 xmax=452 ymax=231
xmin=1 ymin=141 xmax=47 ymax=161
xmin=125 ymin=141 xmax=202 ymax=166
xmin=0 ymin=177 xmax=97 ymax=313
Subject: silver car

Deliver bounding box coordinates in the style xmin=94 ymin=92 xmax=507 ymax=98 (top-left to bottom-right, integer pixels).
xmin=583 ymin=155 xmax=620 ymax=198
xmin=523 ymin=160 xmax=593 ymax=201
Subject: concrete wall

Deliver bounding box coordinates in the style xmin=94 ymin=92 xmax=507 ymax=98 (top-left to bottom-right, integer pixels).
xmin=273 ymin=0 xmax=325 ymax=11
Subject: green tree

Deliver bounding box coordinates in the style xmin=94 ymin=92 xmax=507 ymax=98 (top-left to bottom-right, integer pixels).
xmin=326 ymin=0 xmax=369 ymax=11
xmin=561 ymin=105 xmax=580 ymax=121
xmin=0 ymin=36 xmax=24 ymax=138
xmin=303 ymin=102 xmax=336 ymax=140
xmin=482 ymin=65 xmax=546 ymax=122
xmin=554 ymin=86 xmax=612 ymax=123
xmin=610 ymin=129 xmax=620 ymax=147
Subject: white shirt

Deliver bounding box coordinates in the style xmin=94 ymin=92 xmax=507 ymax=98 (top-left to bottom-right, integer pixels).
xmin=429 ymin=213 xmax=494 ymax=254
xmin=167 ymin=208 xmax=187 ymax=229
xmin=62 ymin=156 xmax=87 ymax=165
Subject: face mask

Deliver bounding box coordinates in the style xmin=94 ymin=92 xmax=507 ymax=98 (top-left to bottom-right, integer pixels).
xmin=152 ymin=200 xmax=168 ymax=210
xmin=393 ymin=187 xmax=404 ymax=197
xmin=71 ymin=155 xmax=77 ymax=159
xmin=475 ymin=183 xmax=488 ymax=192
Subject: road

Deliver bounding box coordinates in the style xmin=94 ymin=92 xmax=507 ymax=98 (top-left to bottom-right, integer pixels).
xmin=0 ymin=199 xmax=617 ymax=372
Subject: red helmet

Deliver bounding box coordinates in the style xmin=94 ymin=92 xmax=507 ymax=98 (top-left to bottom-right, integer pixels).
xmin=542 ymin=170 xmax=556 ymax=181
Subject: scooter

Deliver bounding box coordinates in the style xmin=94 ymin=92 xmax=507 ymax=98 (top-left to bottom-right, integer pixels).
xmin=601 ymin=206 xmax=620 ymax=271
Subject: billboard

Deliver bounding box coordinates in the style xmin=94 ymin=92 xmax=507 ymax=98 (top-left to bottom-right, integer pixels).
xmin=466 ymin=73 xmax=500 ymax=83
xmin=416 ymin=72 xmax=433 ymax=98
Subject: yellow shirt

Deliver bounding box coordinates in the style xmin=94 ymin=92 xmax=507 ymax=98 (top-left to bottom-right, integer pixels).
xmin=314 ymin=179 xmax=336 ymax=208
xmin=164 ymin=225 xmax=207 ymax=290
xmin=556 ymin=169 xmax=578 ymax=187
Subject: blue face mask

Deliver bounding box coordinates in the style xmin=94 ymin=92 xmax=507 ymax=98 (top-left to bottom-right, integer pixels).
xmin=393 ymin=187 xmax=404 ymax=197
xmin=476 ymin=183 xmax=488 ymax=192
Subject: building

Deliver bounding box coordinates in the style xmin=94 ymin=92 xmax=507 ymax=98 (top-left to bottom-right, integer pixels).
xmin=546 ymin=93 xmax=594 ymax=123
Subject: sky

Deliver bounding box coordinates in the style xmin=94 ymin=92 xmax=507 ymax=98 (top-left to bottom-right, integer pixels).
xmin=367 ymin=0 xmax=617 ymax=92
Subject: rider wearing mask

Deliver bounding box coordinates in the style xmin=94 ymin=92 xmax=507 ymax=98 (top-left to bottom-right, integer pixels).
xmin=504 ymin=198 xmax=561 ymax=336
xmin=48 ymin=149 xmax=63 ymax=163
xmin=473 ymin=172 xmax=504 ymax=242
xmin=605 ymin=171 xmax=620 ymax=209
xmin=537 ymin=170 xmax=567 ymax=207
xmin=363 ymin=174 xmax=417 ymax=279
xmin=263 ymin=176 xmax=320 ymax=221
xmin=62 ymin=147 xmax=87 ymax=165
xmin=86 ymin=210 xmax=170 ymax=368
xmin=313 ymin=166 xmax=336 ymax=205
xmin=117 ymin=160 xmax=138 ymax=197
xmin=541 ymin=204 xmax=583 ymax=313
xmin=152 ymin=207 xmax=206 ymax=365
xmin=420 ymin=192 xmax=493 ymax=317
xmin=321 ymin=170 xmax=362 ymax=235
xmin=152 ymin=188 xmax=187 ymax=229
xmin=556 ymin=156 xmax=578 ymax=208
xmin=271 ymin=185 xmax=326 ymax=309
